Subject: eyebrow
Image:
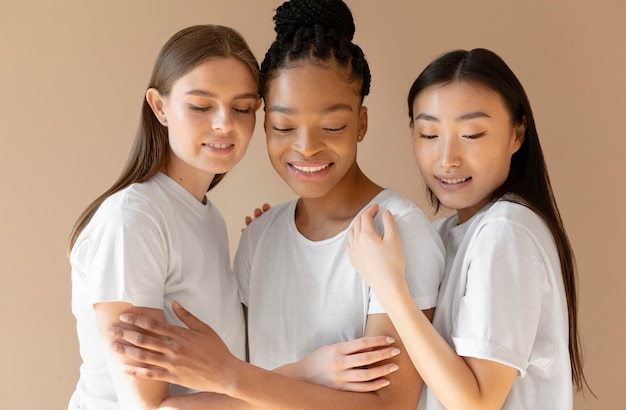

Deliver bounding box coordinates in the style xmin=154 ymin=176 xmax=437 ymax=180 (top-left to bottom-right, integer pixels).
xmin=268 ymin=103 xmax=354 ymax=115
xmin=415 ymin=111 xmax=492 ymax=122
xmin=185 ymin=90 xmax=259 ymax=100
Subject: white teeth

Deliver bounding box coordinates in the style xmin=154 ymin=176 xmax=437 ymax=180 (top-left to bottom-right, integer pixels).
xmin=208 ymin=143 xmax=232 ymax=149
xmin=292 ymin=164 xmax=330 ymax=173
xmin=440 ymin=177 xmax=469 ymax=184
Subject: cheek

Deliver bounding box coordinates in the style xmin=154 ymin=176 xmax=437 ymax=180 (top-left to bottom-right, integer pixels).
xmin=412 ymin=140 xmax=431 ymax=169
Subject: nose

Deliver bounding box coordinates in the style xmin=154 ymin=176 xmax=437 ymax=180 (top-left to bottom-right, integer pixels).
xmin=212 ymin=106 xmax=234 ymax=133
xmin=440 ymin=135 xmax=461 ymax=168
xmin=293 ymin=128 xmax=324 ymax=157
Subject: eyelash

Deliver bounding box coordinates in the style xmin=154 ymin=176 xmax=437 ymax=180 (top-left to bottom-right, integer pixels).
xmin=419 ymin=132 xmax=485 ymax=139
xmin=189 ymin=105 xmax=252 ymax=114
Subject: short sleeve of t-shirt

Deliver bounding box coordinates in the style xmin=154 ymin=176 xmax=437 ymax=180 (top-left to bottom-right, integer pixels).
xmin=233 ymin=218 xmax=258 ymax=307
xmin=73 ymin=206 xmax=168 ymax=308
xmin=395 ymin=210 xmax=444 ymax=310
xmin=451 ymin=219 xmax=549 ymax=375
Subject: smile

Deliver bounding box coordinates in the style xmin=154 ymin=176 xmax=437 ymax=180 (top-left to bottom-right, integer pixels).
xmin=291 ymin=163 xmax=331 ymax=173
xmin=206 ymin=143 xmax=233 ymax=149
xmin=438 ymin=176 xmax=471 ymax=184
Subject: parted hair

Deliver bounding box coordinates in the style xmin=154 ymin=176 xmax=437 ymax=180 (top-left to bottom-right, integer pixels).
xmin=68 ymin=24 xmax=261 ymax=252
xmin=408 ymin=48 xmax=592 ymax=394
xmin=261 ymin=0 xmax=370 ymax=99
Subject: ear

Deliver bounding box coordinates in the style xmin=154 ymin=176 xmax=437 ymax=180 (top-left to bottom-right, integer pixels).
xmin=146 ymin=88 xmax=168 ymax=126
xmin=357 ymin=106 xmax=368 ymax=142
xmin=511 ymin=116 xmax=526 ymax=154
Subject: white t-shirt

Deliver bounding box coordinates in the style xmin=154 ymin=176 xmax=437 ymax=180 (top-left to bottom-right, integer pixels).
xmin=421 ymin=197 xmax=572 ymax=409
xmin=69 ymin=172 xmax=245 ymax=409
xmin=235 ymin=189 xmax=444 ymax=370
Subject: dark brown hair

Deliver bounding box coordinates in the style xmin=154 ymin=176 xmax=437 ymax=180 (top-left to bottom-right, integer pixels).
xmin=408 ymin=48 xmax=591 ymax=394
xmin=68 ymin=24 xmax=261 ymax=251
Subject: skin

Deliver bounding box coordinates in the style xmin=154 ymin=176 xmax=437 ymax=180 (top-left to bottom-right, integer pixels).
xmin=347 ymin=80 xmax=525 ymax=409
xmin=94 ymin=56 xmax=261 ymax=409
xmin=108 ymin=62 xmax=429 ymax=409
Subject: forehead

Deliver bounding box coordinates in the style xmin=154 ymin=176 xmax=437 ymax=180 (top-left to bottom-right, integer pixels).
xmin=265 ymin=64 xmax=361 ymax=107
xmin=172 ymin=57 xmax=258 ymax=92
xmin=414 ymin=81 xmax=509 ymax=119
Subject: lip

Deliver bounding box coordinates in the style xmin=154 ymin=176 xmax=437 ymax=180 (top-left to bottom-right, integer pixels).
xmin=202 ymin=140 xmax=235 ymax=155
xmin=287 ymin=160 xmax=334 ymax=180
xmin=434 ymin=174 xmax=472 ymax=190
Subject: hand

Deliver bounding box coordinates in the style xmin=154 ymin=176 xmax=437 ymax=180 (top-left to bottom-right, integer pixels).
xmin=347 ymin=204 xmax=408 ymax=303
xmin=108 ymin=301 xmax=242 ymax=394
xmin=295 ymin=336 xmax=401 ymax=392
xmin=242 ymin=203 xmax=271 ymax=231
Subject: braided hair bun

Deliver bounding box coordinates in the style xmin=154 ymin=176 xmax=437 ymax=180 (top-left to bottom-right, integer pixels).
xmin=262 ymin=0 xmax=371 ymax=97
xmin=274 ymin=0 xmax=355 ymax=42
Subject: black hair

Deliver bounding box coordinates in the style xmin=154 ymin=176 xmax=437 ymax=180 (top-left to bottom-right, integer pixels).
xmin=261 ymin=0 xmax=370 ymax=99
xmin=408 ymin=48 xmax=592 ymax=394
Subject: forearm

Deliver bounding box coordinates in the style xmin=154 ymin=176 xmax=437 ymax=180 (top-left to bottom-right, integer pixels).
xmin=224 ymin=358 xmax=417 ymax=410
xmin=382 ymin=288 xmax=507 ymax=410
xmin=159 ymin=392 xmax=255 ymax=410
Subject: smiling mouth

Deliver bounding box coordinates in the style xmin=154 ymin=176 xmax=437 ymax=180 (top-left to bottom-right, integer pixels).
xmin=290 ymin=163 xmax=332 ymax=173
xmin=205 ymin=143 xmax=234 ymax=149
xmin=438 ymin=176 xmax=471 ymax=184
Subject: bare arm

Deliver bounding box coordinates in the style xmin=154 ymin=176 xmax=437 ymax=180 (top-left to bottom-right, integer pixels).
xmin=347 ymin=205 xmax=518 ymax=410
xmin=110 ymin=302 xmax=421 ymax=409
xmin=93 ymin=302 xmax=170 ymax=409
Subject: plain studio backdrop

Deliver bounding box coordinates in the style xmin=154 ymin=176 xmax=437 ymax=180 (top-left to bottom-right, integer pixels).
xmin=1 ymin=1 xmax=624 ymax=408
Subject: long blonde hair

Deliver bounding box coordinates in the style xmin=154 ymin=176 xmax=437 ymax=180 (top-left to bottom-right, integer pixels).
xmin=68 ymin=25 xmax=261 ymax=252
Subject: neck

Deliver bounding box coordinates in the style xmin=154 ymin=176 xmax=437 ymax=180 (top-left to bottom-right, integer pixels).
xmin=295 ymin=165 xmax=382 ymax=240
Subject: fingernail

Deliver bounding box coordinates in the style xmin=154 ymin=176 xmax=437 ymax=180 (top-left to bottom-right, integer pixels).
xmin=386 ymin=337 xmax=396 ymax=344
xmin=389 ymin=364 xmax=399 ymax=373
xmin=119 ymin=314 xmax=131 ymax=322
xmin=391 ymin=348 xmax=401 ymax=356
xmin=381 ymin=380 xmax=390 ymax=387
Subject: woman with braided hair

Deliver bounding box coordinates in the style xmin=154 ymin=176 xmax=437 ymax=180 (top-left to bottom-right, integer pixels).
xmin=106 ymin=0 xmax=444 ymax=409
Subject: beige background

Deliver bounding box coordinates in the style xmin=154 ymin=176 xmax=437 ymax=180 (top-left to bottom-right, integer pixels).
xmin=1 ymin=0 xmax=623 ymax=408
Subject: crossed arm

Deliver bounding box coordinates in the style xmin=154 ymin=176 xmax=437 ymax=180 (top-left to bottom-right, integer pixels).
xmin=107 ymin=301 xmax=426 ymax=409
xmin=347 ymin=205 xmax=519 ymax=410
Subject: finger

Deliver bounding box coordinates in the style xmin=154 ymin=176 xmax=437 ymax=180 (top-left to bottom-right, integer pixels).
xmin=253 ymin=208 xmax=263 ymax=217
xmin=341 ymin=378 xmax=391 ymax=392
xmin=261 ymin=203 xmax=271 ymax=212
xmin=118 ymin=313 xmax=178 ymax=339
xmin=360 ymin=206 xmax=381 ymax=237
xmin=381 ymin=209 xmax=400 ymax=241
xmin=110 ymin=340 xmax=168 ymax=367
xmin=345 ymin=346 xmax=401 ymax=369
xmin=120 ymin=363 xmax=173 ymax=383
xmin=346 ymin=363 xmax=399 ymax=383
xmin=336 ymin=336 xmax=395 ymax=354
xmin=107 ymin=325 xmax=169 ymax=350
xmin=172 ymin=301 xmax=214 ymax=334
xmin=245 ymin=216 xmax=253 ymax=226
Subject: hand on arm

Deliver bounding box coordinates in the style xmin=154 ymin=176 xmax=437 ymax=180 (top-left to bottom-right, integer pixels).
xmin=110 ymin=302 xmax=421 ymax=409
xmin=94 ymin=302 xmax=170 ymax=409
xmin=242 ymin=203 xmax=271 ymax=231
xmin=274 ymin=335 xmax=401 ymax=392
xmin=108 ymin=301 xmax=245 ymax=395
xmin=347 ymin=204 xmax=518 ymax=409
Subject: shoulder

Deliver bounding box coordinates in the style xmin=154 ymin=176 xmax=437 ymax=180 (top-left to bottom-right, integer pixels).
xmin=375 ymin=189 xmax=431 ymax=222
xmin=241 ymin=199 xmax=296 ymax=239
xmin=468 ymin=199 xmax=558 ymax=261
xmin=482 ymin=199 xmax=551 ymax=239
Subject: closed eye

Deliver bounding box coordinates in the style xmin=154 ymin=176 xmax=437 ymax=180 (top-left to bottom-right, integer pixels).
xmin=462 ymin=131 xmax=486 ymax=139
xmin=272 ymin=125 xmax=294 ymax=132
xmin=189 ymin=104 xmax=210 ymax=112
xmin=323 ymin=125 xmax=347 ymax=133
xmin=419 ymin=133 xmax=437 ymax=139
